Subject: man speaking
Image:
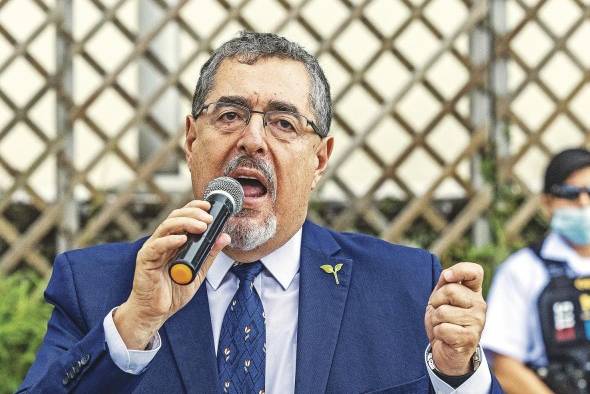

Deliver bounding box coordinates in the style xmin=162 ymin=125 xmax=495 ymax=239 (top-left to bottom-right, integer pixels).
xmin=19 ymin=32 xmax=502 ymax=393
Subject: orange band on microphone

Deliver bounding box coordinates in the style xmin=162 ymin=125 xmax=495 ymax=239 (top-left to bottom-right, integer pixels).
xmin=170 ymin=263 xmax=194 ymax=285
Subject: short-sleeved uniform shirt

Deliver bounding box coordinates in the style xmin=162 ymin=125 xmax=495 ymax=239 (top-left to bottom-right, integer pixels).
xmin=481 ymin=232 xmax=590 ymax=367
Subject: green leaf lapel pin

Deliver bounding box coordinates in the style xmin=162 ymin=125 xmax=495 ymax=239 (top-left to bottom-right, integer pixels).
xmin=320 ymin=263 xmax=343 ymax=285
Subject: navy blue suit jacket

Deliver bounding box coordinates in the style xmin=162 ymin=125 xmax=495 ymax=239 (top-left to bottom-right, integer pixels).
xmin=19 ymin=221 xmax=503 ymax=393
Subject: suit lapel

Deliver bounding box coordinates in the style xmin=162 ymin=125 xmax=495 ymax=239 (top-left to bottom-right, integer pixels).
xmin=164 ymin=285 xmax=219 ymax=394
xmin=295 ymin=222 xmax=352 ymax=393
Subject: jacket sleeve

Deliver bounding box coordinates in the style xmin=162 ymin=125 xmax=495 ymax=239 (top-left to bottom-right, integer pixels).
xmin=17 ymin=252 xmax=145 ymax=393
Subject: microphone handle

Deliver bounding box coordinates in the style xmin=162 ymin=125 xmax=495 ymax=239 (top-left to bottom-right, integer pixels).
xmin=169 ymin=193 xmax=234 ymax=285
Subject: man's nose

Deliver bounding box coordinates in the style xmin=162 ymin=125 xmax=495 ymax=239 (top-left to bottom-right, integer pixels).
xmin=237 ymin=113 xmax=267 ymax=156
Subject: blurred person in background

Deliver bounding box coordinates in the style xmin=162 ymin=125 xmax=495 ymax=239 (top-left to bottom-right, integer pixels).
xmin=482 ymin=148 xmax=590 ymax=393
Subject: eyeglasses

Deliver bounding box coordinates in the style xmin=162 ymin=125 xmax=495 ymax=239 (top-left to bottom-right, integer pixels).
xmin=196 ymin=101 xmax=323 ymax=141
xmin=550 ymin=184 xmax=590 ymax=200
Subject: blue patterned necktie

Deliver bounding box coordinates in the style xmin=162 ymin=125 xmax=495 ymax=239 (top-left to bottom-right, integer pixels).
xmin=217 ymin=261 xmax=266 ymax=394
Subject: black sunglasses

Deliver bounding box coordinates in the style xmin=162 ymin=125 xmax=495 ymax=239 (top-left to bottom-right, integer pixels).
xmin=550 ymin=184 xmax=590 ymax=200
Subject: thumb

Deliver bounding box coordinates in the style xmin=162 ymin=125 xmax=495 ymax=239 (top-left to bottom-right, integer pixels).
xmin=211 ymin=232 xmax=231 ymax=256
xmin=437 ymin=263 xmax=484 ymax=292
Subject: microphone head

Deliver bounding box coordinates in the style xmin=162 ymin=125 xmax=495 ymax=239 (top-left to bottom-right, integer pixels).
xmin=203 ymin=177 xmax=244 ymax=214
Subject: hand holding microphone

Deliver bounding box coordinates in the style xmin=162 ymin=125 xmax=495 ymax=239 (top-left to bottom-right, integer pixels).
xmin=114 ymin=177 xmax=243 ymax=350
xmin=169 ymin=177 xmax=244 ymax=285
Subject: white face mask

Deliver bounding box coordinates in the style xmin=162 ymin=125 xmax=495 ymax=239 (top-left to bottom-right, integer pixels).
xmin=551 ymin=206 xmax=590 ymax=246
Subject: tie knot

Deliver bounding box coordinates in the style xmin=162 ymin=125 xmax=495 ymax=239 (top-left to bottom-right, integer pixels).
xmin=231 ymin=261 xmax=264 ymax=283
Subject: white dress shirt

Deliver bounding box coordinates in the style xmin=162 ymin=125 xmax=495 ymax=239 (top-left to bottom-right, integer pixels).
xmin=482 ymin=232 xmax=590 ymax=367
xmin=104 ymin=228 xmax=490 ymax=393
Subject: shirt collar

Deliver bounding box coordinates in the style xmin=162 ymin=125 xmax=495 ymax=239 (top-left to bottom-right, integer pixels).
xmin=206 ymin=228 xmax=302 ymax=291
xmin=542 ymin=231 xmax=579 ymax=262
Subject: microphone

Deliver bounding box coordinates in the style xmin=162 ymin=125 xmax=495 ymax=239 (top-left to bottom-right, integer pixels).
xmin=169 ymin=177 xmax=244 ymax=285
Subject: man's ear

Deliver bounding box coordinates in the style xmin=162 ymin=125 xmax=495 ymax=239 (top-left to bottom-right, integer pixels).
xmin=311 ymin=136 xmax=334 ymax=190
xmin=184 ymin=115 xmax=197 ymax=165
xmin=541 ymin=193 xmax=554 ymax=219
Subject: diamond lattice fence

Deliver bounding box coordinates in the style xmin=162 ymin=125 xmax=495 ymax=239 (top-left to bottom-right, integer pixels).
xmin=0 ymin=0 xmax=588 ymax=275
xmin=497 ymin=0 xmax=590 ymax=240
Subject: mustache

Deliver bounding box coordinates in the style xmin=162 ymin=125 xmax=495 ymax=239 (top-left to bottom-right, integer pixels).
xmin=223 ymin=155 xmax=276 ymax=199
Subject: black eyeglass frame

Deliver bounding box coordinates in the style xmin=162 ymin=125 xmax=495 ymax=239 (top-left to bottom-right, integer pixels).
xmin=195 ymin=101 xmax=326 ymax=139
xmin=550 ymin=184 xmax=590 ymax=200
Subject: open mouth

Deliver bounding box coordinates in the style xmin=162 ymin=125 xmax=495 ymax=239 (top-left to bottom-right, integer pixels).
xmin=236 ymin=177 xmax=268 ymax=198
xmin=226 ymin=163 xmax=274 ymax=201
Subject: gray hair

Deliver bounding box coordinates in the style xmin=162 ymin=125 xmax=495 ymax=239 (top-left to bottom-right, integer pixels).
xmin=191 ymin=31 xmax=332 ymax=137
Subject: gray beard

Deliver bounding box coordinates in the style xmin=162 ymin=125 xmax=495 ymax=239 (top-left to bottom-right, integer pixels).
xmin=224 ymin=210 xmax=277 ymax=251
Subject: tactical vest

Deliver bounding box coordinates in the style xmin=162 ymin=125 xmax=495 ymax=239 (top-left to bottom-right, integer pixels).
xmin=530 ymin=240 xmax=590 ymax=393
